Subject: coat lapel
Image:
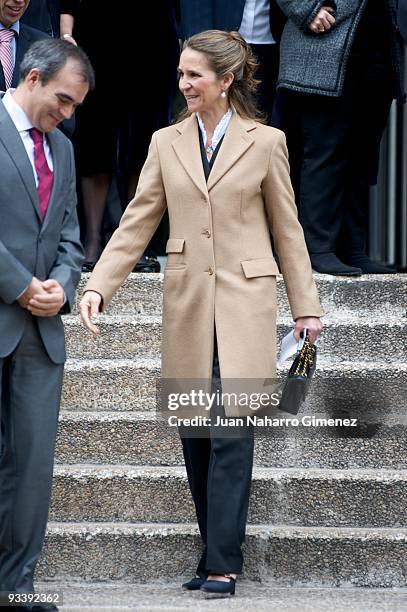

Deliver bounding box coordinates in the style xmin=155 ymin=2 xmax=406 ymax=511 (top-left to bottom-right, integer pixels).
xmin=207 ymin=113 xmax=256 ymax=192
xmin=172 ymin=114 xmax=208 ymax=198
xmin=172 ymin=112 xmax=257 ymax=197
xmin=0 ymin=101 xmax=42 ymax=221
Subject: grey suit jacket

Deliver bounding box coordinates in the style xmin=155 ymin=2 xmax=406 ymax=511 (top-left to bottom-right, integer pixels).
xmin=277 ymin=0 xmax=404 ymax=99
xmin=0 ymin=100 xmax=83 ymax=363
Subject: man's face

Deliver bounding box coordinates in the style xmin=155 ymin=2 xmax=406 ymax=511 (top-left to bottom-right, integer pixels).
xmin=25 ymin=59 xmax=89 ymax=132
xmin=0 ymin=0 xmax=30 ymax=28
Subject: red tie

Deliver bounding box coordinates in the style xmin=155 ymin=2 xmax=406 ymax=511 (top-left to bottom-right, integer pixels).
xmin=29 ymin=127 xmax=54 ymax=220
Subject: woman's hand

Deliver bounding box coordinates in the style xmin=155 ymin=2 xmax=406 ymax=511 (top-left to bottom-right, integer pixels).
xmin=79 ymin=291 xmax=102 ymax=336
xmin=309 ymin=7 xmax=336 ymax=34
xmin=294 ymin=316 xmax=323 ymax=344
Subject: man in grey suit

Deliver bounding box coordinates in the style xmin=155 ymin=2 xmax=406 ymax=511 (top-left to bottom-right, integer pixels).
xmin=0 ymin=39 xmax=94 ymax=611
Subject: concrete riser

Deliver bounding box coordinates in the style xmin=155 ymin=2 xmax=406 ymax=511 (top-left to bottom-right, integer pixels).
xmin=64 ymin=318 xmax=406 ymax=360
xmin=49 ymin=469 xmax=407 ymax=527
xmin=37 ymin=525 xmax=407 ymax=588
xmin=76 ymin=274 xmax=407 ymax=316
xmin=61 ymin=361 xmax=407 ymax=415
xmin=55 ymin=416 xmax=407 ymax=469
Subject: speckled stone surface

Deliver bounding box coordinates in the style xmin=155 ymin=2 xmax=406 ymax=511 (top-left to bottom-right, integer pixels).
xmin=36 ymin=523 xmax=407 ymax=587
xmin=60 ymin=357 xmax=407 ymax=415
xmin=76 ymin=273 xmax=407 ymax=318
xmin=35 ymin=581 xmax=407 ymax=611
xmin=64 ymin=314 xmax=407 ymax=361
xmin=54 ymin=412 xmax=407 ymax=469
xmin=61 ymin=357 xmax=160 ymax=411
xmin=49 ymin=465 xmax=407 ymax=527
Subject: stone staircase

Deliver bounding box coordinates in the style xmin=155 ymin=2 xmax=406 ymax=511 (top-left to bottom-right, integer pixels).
xmin=37 ymin=274 xmax=407 ymax=605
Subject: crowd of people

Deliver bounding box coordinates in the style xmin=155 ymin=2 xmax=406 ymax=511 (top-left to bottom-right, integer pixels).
xmin=14 ymin=0 xmax=405 ymax=276
xmin=0 ymin=1 xmax=405 ymax=608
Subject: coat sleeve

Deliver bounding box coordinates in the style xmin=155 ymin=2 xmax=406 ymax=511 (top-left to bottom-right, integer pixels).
xmin=48 ymin=142 xmax=84 ymax=313
xmin=84 ymin=132 xmax=167 ymax=309
xmin=277 ymin=0 xmax=336 ymax=31
xmin=262 ymin=130 xmax=324 ymax=320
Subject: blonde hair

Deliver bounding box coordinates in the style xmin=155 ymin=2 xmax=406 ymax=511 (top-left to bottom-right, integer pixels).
xmin=178 ymin=29 xmax=265 ymax=123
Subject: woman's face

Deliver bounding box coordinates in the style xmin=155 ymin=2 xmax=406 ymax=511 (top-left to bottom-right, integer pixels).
xmin=178 ymin=48 xmax=227 ymax=115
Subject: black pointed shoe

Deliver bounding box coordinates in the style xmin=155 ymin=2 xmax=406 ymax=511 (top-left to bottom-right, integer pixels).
xmin=340 ymin=254 xmax=397 ymax=274
xmin=310 ymin=253 xmax=362 ymax=276
xmin=200 ymin=575 xmax=236 ymax=598
xmin=182 ymin=575 xmax=206 ymax=591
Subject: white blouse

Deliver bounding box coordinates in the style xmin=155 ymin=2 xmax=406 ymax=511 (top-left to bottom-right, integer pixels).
xmin=197 ymin=108 xmax=233 ymax=161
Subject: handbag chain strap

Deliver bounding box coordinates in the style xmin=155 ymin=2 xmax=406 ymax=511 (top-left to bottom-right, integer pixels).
xmin=294 ymin=336 xmax=315 ymax=377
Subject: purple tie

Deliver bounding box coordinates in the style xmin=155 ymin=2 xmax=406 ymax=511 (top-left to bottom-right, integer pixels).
xmin=0 ymin=28 xmax=14 ymax=89
xmin=29 ymin=128 xmax=54 ymax=220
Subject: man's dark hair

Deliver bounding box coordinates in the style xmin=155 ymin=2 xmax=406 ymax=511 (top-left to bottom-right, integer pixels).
xmin=20 ymin=39 xmax=95 ymax=89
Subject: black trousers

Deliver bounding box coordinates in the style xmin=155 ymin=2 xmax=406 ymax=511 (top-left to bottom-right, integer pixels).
xmin=282 ymin=51 xmax=394 ymax=256
xmin=179 ymin=338 xmax=254 ymax=575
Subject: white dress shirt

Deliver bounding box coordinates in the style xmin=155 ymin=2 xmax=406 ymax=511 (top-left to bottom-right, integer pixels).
xmin=2 ymin=88 xmax=53 ymax=187
xmin=239 ymin=0 xmax=275 ymax=45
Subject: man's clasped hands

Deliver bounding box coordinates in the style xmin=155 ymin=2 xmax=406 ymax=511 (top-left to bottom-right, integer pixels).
xmin=18 ymin=277 xmax=65 ymax=317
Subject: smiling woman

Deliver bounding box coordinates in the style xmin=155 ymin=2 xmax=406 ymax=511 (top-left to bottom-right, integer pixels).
xmin=80 ymin=28 xmax=323 ymax=599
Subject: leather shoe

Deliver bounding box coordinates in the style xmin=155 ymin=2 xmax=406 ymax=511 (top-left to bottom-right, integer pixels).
xmin=200 ymin=575 xmax=236 ymax=598
xmin=133 ymin=254 xmax=161 ymax=273
xmin=339 ymin=254 xmax=397 ymax=274
xmin=182 ymin=575 xmax=206 ymax=590
xmin=81 ymin=261 xmax=97 ymax=273
xmin=310 ymin=253 xmax=362 ymax=276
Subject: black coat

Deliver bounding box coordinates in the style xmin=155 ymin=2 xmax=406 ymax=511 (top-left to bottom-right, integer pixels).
xmin=20 ymin=0 xmax=60 ymax=37
xmin=179 ymin=0 xmax=277 ymax=39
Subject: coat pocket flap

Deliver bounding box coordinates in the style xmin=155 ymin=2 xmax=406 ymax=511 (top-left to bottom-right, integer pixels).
xmin=241 ymin=257 xmax=280 ymax=278
xmin=166 ymin=238 xmax=185 ymax=253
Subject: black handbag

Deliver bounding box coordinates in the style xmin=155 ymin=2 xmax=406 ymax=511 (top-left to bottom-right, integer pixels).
xmin=279 ymin=334 xmax=317 ymax=415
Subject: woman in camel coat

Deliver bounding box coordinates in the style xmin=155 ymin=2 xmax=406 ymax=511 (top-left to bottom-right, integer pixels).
xmin=80 ymin=30 xmax=323 ymax=597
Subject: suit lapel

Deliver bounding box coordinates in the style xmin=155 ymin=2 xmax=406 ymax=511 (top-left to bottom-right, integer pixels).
xmin=0 ymin=101 xmax=42 ymax=221
xmin=172 ymin=115 xmax=208 ymax=198
xmin=0 ymin=61 xmax=5 ymax=92
xmin=207 ymin=113 xmax=256 ymax=192
xmin=12 ymin=25 xmax=30 ymax=88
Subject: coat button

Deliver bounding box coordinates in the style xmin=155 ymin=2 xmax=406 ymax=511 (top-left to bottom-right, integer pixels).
xmin=207 ymin=267 xmax=214 ymax=275
xmin=201 ymin=229 xmax=211 ymax=238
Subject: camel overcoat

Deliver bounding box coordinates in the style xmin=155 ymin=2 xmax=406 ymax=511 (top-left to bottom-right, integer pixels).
xmin=84 ymin=112 xmax=324 ymax=413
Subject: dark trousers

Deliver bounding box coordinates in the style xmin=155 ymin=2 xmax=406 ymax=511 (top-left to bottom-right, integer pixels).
xmin=251 ymin=43 xmax=279 ymax=124
xmin=179 ymin=340 xmax=254 ymax=575
xmin=283 ymin=52 xmax=394 ymax=255
xmin=0 ymin=317 xmax=63 ymax=593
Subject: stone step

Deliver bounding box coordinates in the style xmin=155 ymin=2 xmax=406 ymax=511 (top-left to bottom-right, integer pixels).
xmin=37 ymin=522 xmax=407 ymax=587
xmin=36 ymin=581 xmax=407 ymax=611
xmin=55 ymin=412 xmax=407 ymax=469
xmin=50 ymin=465 xmax=407 ymax=528
xmin=64 ymin=315 xmax=406 ymax=361
xmin=76 ymin=273 xmax=407 ymax=316
xmin=61 ymin=357 xmax=407 ymax=414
